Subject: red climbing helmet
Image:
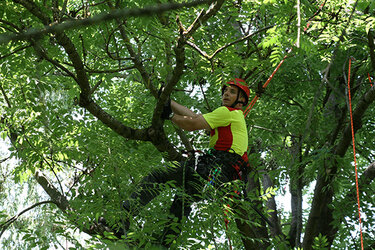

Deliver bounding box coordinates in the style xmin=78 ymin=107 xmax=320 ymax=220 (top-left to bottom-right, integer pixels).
xmin=222 ymin=78 xmax=250 ymax=106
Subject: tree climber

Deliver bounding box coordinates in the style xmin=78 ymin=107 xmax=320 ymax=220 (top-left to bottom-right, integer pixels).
xmin=101 ymin=78 xmax=251 ymax=246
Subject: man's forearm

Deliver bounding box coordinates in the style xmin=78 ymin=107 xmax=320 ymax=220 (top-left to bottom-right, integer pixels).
xmin=171 ymin=114 xmax=211 ymax=131
xmin=171 ymin=100 xmax=197 ymax=117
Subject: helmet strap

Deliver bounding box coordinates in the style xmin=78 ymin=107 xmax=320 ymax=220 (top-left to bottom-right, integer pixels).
xmin=230 ymin=92 xmax=247 ymax=108
xmin=231 ymin=92 xmax=244 ymax=108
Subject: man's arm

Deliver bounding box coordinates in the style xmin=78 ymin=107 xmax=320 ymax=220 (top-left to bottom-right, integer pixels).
xmin=171 ymin=114 xmax=211 ymax=131
xmin=170 ymin=101 xmax=211 ymax=131
xmin=171 ymin=100 xmax=196 ymax=117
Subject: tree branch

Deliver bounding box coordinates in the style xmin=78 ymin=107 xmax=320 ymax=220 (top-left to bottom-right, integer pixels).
xmin=0 ymin=201 xmax=55 ymax=238
xmin=0 ymin=83 xmax=12 ymax=108
xmin=2 ymin=0 xmax=211 ymax=45
xmin=303 ymin=54 xmax=375 ymax=250
xmin=34 ymin=171 xmax=70 ymax=211
xmin=0 ymin=45 xmax=32 ymax=60
xmin=184 ymin=0 xmax=225 ymax=38
xmin=335 ymin=83 xmax=375 ymax=157
xmin=32 ymin=42 xmax=77 ymax=81
xmin=83 ymin=101 xmax=151 ymax=141
xmin=187 ymin=25 xmax=275 ymax=61
xmin=367 ymin=30 xmax=375 ymax=71
xmin=261 ymin=173 xmax=283 ymax=237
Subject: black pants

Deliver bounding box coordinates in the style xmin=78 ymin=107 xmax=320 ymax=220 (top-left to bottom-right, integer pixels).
xmin=123 ymin=150 xmax=248 ymax=245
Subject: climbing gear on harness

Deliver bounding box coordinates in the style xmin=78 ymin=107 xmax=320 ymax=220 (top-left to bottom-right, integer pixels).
xmin=222 ymin=78 xmax=250 ymax=107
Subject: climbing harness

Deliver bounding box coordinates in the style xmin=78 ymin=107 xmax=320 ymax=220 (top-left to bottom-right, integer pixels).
xmin=347 ymin=57 xmax=364 ymax=250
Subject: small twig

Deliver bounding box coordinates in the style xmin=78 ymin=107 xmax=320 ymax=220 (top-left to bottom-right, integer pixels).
xmin=89 ymin=79 xmax=103 ymax=95
xmin=186 ymin=25 xmax=275 ymax=61
xmin=198 ymin=79 xmax=212 ymax=112
xmin=251 ymin=125 xmax=297 ymax=137
xmin=32 ymin=43 xmax=77 ymax=81
xmin=0 ymin=45 xmax=32 ymax=61
xmin=85 ymin=65 xmax=136 ymax=74
xmin=296 ymin=0 xmax=301 ymax=48
xmin=48 ymin=158 xmax=66 ymax=197
xmin=0 ymin=201 xmax=55 ymax=238
xmin=0 ymin=83 xmax=12 ymax=108
xmin=0 ymin=156 xmax=10 ymax=163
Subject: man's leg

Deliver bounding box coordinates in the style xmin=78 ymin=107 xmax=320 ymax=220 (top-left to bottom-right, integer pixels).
xmin=160 ymin=168 xmax=204 ymax=247
xmin=122 ymin=160 xmax=197 ymax=235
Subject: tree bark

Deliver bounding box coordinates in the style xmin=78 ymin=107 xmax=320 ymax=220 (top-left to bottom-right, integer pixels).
xmin=367 ymin=30 xmax=375 ymax=71
xmin=287 ymin=136 xmax=304 ymax=248
xmin=303 ymin=73 xmax=375 ymax=249
xmin=237 ymin=172 xmax=270 ymax=249
xmin=329 ymin=161 xmax=375 ymax=238
xmin=261 ymin=173 xmax=283 ymax=237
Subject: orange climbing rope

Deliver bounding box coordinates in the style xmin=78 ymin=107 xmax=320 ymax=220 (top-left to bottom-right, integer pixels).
xmin=347 ymin=58 xmax=364 ymax=250
xmin=244 ymin=48 xmax=292 ymax=117
xmin=243 ymin=0 xmax=326 ymax=117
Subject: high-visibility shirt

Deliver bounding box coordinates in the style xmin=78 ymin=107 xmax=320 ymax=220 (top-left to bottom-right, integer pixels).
xmin=202 ymin=106 xmax=248 ymax=156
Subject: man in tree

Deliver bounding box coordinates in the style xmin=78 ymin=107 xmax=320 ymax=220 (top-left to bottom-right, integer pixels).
xmin=108 ymin=78 xmax=251 ymax=246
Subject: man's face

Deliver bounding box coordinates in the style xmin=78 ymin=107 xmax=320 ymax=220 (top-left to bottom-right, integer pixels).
xmin=222 ymin=85 xmax=240 ymax=107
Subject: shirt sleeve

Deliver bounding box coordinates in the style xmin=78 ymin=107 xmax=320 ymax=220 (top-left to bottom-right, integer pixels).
xmin=202 ymin=107 xmax=231 ymax=129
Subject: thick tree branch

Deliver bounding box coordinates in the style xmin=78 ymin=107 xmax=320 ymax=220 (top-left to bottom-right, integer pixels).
xmin=261 ymin=173 xmax=283 ymax=237
xmin=328 ymin=161 xmax=375 ymax=240
xmin=84 ymin=101 xmax=151 ymax=141
xmin=335 ymin=84 xmax=375 ymax=157
xmin=341 ymin=161 xmax=375 ymax=205
xmin=34 ymin=171 xmax=70 ymax=211
xmin=2 ymin=0 xmax=211 ymax=45
xmin=367 ymin=30 xmax=375 ymax=71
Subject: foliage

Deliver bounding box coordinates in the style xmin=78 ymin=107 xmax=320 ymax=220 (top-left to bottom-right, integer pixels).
xmin=1 ymin=0 xmax=375 ymax=249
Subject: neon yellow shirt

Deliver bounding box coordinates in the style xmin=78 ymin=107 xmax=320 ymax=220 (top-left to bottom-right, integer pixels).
xmin=203 ymin=106 xmax=248 ymax=156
